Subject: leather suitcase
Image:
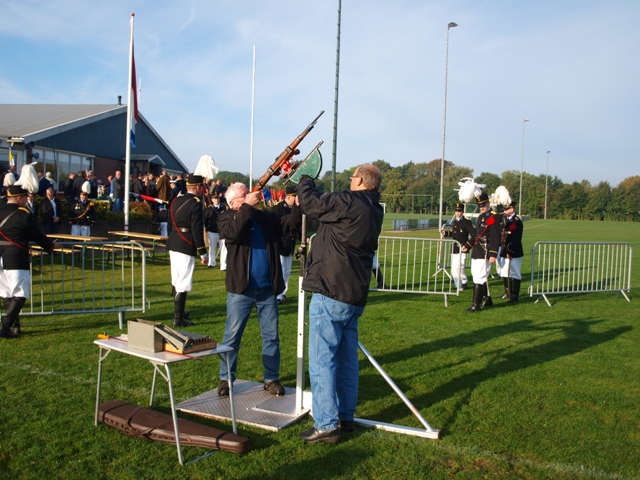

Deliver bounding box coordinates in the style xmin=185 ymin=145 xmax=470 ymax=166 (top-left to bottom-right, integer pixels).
xmin=98 ymin=400 xmax=249 ymax=453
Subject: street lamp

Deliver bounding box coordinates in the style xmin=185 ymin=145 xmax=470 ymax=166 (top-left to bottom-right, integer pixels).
xmin=544 ymin=150 xmax=550 ymax=220
xmin=438 ymin=21 xmax=458 ymax=230
xmin=518 ymin=118 xmax=529 ymax=216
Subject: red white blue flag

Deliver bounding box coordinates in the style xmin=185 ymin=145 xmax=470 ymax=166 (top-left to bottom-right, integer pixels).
xmin=130 ymin=42 xmax=139 ymax=148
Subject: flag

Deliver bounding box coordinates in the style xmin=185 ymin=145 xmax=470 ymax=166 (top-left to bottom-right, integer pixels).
xmin=8 ymin=150 xmax=14 ymax=167
xmin=129 ymin=42 xmax=139 ymax=148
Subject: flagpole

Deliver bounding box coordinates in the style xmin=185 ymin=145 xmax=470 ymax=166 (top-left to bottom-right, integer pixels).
xmin=249 ymin=44 xmax=256 ymax=187
xmin=124 ymin=12 xmax=135 ymax=232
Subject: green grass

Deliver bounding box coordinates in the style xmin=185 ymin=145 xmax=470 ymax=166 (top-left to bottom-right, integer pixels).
xmin=1 ymin=220 xmax=639 ymax=479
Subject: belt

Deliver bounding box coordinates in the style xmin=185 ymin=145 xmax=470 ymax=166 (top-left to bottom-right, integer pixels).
xmin=178 ymin=227 xmax=191 ymax=233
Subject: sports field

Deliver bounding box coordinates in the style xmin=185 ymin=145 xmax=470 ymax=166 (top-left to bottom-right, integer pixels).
xmin=1 ymin=219 xmax=638 ymax=479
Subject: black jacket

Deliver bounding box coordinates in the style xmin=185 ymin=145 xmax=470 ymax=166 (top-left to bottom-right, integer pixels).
xmin=451 ymin=215 xmax=475 ymax=254
xmin=297 ymin=179 xmax=384 ymax=307
xmin=471 ymin=211 xmax=500 ymax=260
xmin=500 ymin=213 xmax=524 ymax=258
xmin=270 ymin=201 xmax=301 ymax=256
xmin=166 ymin=193 xmax=206 ymax=257
xmin=0 ymin=203 xmax=54 ymax=270
xmin=204 ymin=203 xmax=226 ymax=233
xmin=42 ymin=197 xmax=62 ymax=227
xmin=218 ymin=203 xmax=301 ymax=295
xmin=69 ymin=199 xmax=95 ymax=226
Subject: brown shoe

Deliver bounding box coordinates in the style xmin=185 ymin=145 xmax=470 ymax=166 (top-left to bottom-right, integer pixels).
xmin=217 ymin=380 xmax=230 ymax=397
xmin=264 ymin=380 xmax=285 ymax=396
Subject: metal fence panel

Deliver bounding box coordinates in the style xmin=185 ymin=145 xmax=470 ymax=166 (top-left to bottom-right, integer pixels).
xmin=25 ymin=241 xmax=147 ymax=327
xmin=529 ymin=241 xmax=632 ymax=306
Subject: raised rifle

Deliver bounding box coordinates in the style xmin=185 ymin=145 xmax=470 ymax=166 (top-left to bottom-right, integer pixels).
xmin=252 ymin=110 xmax=324 ymax=192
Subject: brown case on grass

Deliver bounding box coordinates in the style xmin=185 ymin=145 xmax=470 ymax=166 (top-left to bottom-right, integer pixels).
xmin=98 ymin=400 xmax=248 ymax=454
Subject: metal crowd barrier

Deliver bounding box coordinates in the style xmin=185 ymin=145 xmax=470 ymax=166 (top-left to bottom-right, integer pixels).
xmin=25 ymin=241 xmax=147 ymax=328
xmin=375 ymin=236 xmax=461 ymax=306
xmin=529 ymin=241 xmax=632 ymax=307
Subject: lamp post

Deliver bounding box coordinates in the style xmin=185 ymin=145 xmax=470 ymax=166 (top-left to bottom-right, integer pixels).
xmin=544 ymin=150 xmax=550 ymax=220
xmin=438 ymin=21 xmax=458 ymax=230
xmin=518 ymin=118 xmax=529 ymax=217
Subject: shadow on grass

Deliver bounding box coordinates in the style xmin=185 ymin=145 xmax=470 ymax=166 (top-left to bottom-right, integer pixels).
xmin=357 ymin=318 xmax=631 ymax=434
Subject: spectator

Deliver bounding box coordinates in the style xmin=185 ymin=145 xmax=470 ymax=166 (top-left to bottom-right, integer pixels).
xmin=45 ymin=171 xmax=58 ymax=193
xmin=156 ymin=170 xmax=171 ymax=203
xmin=111 ymin=170 xmax=125 ymax=212
xmin=42 ymin=187 xmax=62 ymax=234
xmin=64 ymin=172 xmax=76 ymax=203
xmin=68 ymin=188 xmax=95 ymax=236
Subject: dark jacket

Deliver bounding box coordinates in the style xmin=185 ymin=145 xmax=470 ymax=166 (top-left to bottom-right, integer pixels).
xmin=42 ymin=197 xmax=62 ymax=227
xmin=218 ymin=203 xmax=301 ymax=295
xmin=69 ymin=199 xmax=95 ymax=226
xmin=111 ymin=177 xmax=125 ymax=200
xmin=269 ymin=201 xmax=301 ymax=256
xmin=204 ymin=203 xmax=226 ymax=233
xmin=0 ymin=203 xmax=54 ymax=270
xmin=471 ymin=211 xmax=500 ymax=260
xmin=166 ymin=193 xmax=206 ymax=257
xmin=297 ymin=179 xmax=384 ymax=307
xmin=500 ymin=213 xmax=524 ymax=258
xmin=451 ymin=215 xmax=475 ymax=254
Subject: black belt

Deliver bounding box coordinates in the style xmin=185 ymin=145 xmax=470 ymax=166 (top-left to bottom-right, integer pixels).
xmin=178 ymin=227 xmax=191 ymax=233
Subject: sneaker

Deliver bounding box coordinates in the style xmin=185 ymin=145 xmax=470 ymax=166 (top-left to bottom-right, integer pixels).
xmin=217 ymin=380 xmax=230 ymax=397
xmin=264 ymin=380 xmax=285 ymax=396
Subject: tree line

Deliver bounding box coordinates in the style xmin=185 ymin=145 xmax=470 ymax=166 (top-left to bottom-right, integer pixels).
xmin=216 ymin=159 xmax=640 ymax=222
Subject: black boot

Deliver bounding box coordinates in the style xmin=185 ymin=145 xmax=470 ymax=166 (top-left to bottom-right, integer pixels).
xmin=508 ymin=279 xmax=521 ymax=303
xmin=501 ymin=278 xmax=510 ymax=299
xmin=1 ymin=297 xmax=25 ymax=339
xmin=173 ymin=292 xmax=194 ymax=328
xmin=481 ymin=283 xmax=493 ymax=308
xmin=467 ymin=284 xmax=483 ymax=312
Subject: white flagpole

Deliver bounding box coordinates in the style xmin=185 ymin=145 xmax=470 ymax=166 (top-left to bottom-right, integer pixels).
xmin=249 ymin=44 xmax=256 ymax=187
xmin=124 ymin=12 xmax=135 ymax=232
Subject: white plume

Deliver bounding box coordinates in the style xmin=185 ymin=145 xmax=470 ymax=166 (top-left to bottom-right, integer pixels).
xmin=194 ymin=155 xmax=219 ymax=181
xmin=14 ymin=164 xmax=39 ymax=194
xmin=3 ymin=172 xmax=15 ymax=187
xmin=492 ymin=186 xmax=511 ymax=206
xmin=457 ymin=177 xmax=486 ymax=204
xmin=81 ymin=180 xmax=91 ymax=194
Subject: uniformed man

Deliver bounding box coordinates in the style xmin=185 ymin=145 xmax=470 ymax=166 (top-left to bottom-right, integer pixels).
xmin=0 ymin=173 xmax=60 ymax=338
xmin=204 ymin=195 xmax=225 ymax=268
xmin=498 ymin=201 xmax=524 ymax=302
xmin=68 ymin=186 xmax=95 ymax=236
xmin=448 ymin=202 xmax=475 ymax=290
xmin=269 ymin=185 xmax=301 ymax=303
xmin=167 ymin=174 xmax=208 ymax=328
xmin=462 ymin=192 xmax=500 ymax=312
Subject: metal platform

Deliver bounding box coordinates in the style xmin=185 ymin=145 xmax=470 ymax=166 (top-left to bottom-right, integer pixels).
xmin=177 ymin=380 xmax=311 ymax=432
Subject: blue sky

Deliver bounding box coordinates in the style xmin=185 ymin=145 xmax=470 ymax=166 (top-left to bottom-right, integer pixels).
xmin=1 ymin=0 xmax=638 ymax=187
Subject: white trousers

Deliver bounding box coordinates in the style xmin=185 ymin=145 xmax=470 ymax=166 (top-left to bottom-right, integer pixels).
xmin=498 ymin=257 xmax=522 ymax=280
xmin=450 ymin=252 xmax=468 ymax=288
xmin=278 ymin=254 xmax=293 ymax=300
xmin=170 ymin=251 xmax=195 ymax=293
xmin=219 ymin=239 xmax=228 ymax=271
xmin=71 ymin=225 xmax=90 ymax=236
xmin=0 ymin=259 xmax=30 ymax=298
xmin=207 ymin=231 xmax=219 ymax=267
xmin=471 ymin=258 xmax=492 ymax=285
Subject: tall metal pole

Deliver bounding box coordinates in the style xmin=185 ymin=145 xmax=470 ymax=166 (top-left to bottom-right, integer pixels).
xmin=249 ymin=45 xmax=256 ymax=187
xmin=331 ymin=0 xmax=342 ymax=193
xmin=518 ymin=118 xmax=529 ymax=217
xmin=544 ymin=150 xmax=550 ymax=220
xmin=438 ymin=22 xmax=457 ymax=230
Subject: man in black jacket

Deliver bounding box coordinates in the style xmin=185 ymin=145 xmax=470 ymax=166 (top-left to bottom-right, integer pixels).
xmin=216 ymin=182 xmax=301 ymax=398
xmin=167 ymin=174 xmax=208 ymax=328
xmin=446 ymin=202 xmax=475 ymax=290
xmin=41 ymin=187 xmax=62 ymax=234
xmin=498 ymin=201 xmax=524 ymax=302
xmin=296 ymin=164 xmax=384 ymax=445
xmin=0 ymin=181 xmax=60 ymax=338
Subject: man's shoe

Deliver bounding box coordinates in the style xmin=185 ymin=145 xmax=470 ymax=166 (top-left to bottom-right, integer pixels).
xmin=173 ymin=318 xmax=194 ymax=328
xmin=299 ymin=427 xmax=341 ymax=444
xmin=461 ymin=283 xmax=468 ymax=290
xmin=264 ymin=380 xmax=285 ymax=396
xmin=339 ymin=420 xmax=355 ymax=433
xmin=217 ymin=380 xmax=230 ymax=397
xmin=0 ymin=327 xmax=19 ymax=339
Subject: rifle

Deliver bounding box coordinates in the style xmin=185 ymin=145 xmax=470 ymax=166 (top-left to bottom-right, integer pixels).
xmin=252 ymin=111 xmax=324 ymax=192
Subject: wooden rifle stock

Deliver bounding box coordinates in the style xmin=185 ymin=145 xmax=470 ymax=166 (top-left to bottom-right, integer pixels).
xmin=253 ymin=110 xmax=324 ymax=191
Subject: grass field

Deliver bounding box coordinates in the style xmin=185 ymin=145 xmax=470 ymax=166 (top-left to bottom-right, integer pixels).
xmin=1 ymin=219 xmax=639 ymax=479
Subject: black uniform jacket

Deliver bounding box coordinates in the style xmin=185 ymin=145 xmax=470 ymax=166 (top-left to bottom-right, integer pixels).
xmin=451 ymin=215 xmax=475 ymax=254
xmin=0 ymin=203 xmax=55 ymax=270
xmin=270 ymin=201 xmax=302 ymax=256
xmin=297 ymin=179 xmax=384 ymax=307
xmin=471 ymin=210 xmax=500 ymax=260
xmin=218 ymin=202 xmax=301 ymax=296
xmin=204 ymin=203 xmax=226 ymax=234
xmin=167 ymin=193 xmax=207 ymax=257
xmin=69 ymin=199 xmax=95 ymax=226
xmin=500 ymin=213 xmax=524 ymax=258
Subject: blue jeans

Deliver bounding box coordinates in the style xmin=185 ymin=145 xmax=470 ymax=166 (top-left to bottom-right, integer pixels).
xmin=308 ymin=293 xmax=364 ymax=431
xmin=219 ymin=287 xmax=280 ymax=383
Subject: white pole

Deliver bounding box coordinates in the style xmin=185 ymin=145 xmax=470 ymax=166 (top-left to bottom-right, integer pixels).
xmin=124 ymin=12 xmax=135 ymax=232
xmin=544 ymin=150 xmax=550 ymax=220
xmin=518 ymin=118 xmax=529 ymax=217
xmin=249 ymin=45 xmax=256 ymax=188
xmin=438 ymin=22 xmax=457 ymax=231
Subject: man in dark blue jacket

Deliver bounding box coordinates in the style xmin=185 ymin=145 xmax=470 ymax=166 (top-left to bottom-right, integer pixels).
xmin=296 ymin=164 xmax=384 ymax=444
